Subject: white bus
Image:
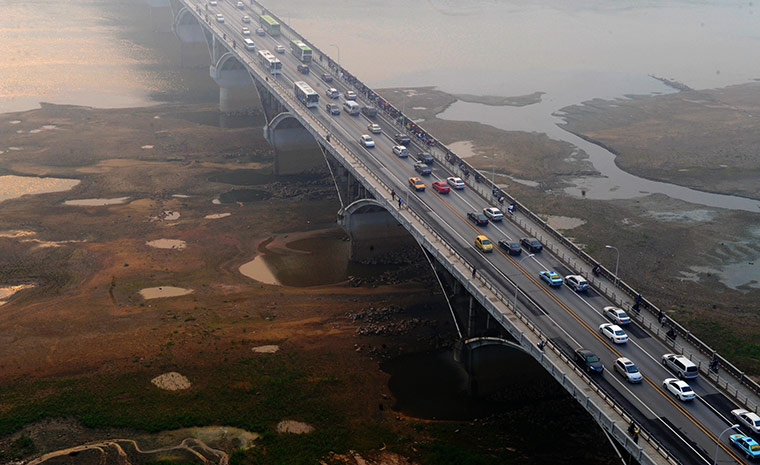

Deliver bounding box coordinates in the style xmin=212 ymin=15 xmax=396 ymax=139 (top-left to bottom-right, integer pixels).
xmin=294 ymin=81 xmax=319 ymax=108
xmin=257 ymin=50 xmax=282 ymax=75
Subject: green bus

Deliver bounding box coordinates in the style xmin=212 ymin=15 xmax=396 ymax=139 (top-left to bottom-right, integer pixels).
xmin=290 ymin=40 xmax=313 ymax=63
xmin=259 ymin=14 xmax=280 ymax=36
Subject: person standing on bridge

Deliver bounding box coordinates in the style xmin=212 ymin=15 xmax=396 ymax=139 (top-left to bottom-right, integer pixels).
xmin=391 ymin=189 xmax=396 ymax=201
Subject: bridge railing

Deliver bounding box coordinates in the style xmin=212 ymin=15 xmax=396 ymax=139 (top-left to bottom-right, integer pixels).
xmin=254 ymin=2 xmax=760 ymax=413
xmin=191 ymin=3 xmax=689 ymax=461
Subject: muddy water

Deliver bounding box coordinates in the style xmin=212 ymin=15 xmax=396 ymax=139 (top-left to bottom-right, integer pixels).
xmin=64 ymin=197 xmax=129 ymax=206
xmin=139 ymin=287 xmax=193 ymax=300
xmin=146 ymin=239 xmax=187 ymax=250
xmin=0 ymin=176 xmax=80 ymax=203
xmin=382 ymin=345 xmax=557 ymax=420
xmin=239 ymin=256 xmax=281 ymax=285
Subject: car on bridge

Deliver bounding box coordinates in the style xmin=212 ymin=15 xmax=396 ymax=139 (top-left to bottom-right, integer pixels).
xmin=603 ymin=306 xmax=630 ymax=325
xmin=663 ymin=378 xmax=695 ymax=401
xmin=599 ymin=323 xmax=628 ymax=344
xmin=498 ymin=240 xmax=522 ymax=255
xmin=209 ymin=0 xmax=217 ymax=5
xmin=475 ymin=235 xmax=493 ymax=253
xmin=574 ymin=348 xmax=604 ymax=374
xmin=565 ymin=274 xmax=589 ymax=292
xmin=418 ymin=152 xmax=435 ymax=165
xmin=360 ymin=135 xmax=375 ymax=148
xmin=394 ymin=134 xmax=411 ymax=145
xmin=392 ymin=145 xmax=408 ymax=158
xmin=432 ymin=181 xmax=449 ymax=194
xmin=414 ymin=163 xmax=431 ymax=176
xmin=539 ymin=270 xmax=563 ymax=287
xmin=216 ymin=13 xmax=225 ymax=22
xmin=520 ymin=237 xmax=542 ymax=253
xmin=321 ymin=72 xmax=333 ymax=83
xmin=255 ymin=27 xmax=265 ymax=36
xmin=325 ymin=103 xmax=340 ymax=115
xmin=613 ymin=357 xmax=642 ymax=383
xmin=732 ymin=409 xmax=760 ymax=434
xmin=467 ymin=212 xmax=489 ymax=226
xmin=345 ymin=90 xmax=357 ymax=100
xmin=241 ymin=27 xmax=250 ymax=36
xmin=361 ymin=106 xmax=378 ymax=117
xmin=297 ymin=64 xmax=309 ymax=74
xmin=446 ymin=177 xmax=465 ymax=189
xmin=236 ymin=1 xmax=244 ymax=8
xmin=661 ymin=353 xmax=699 ymax=379
xmin=483 ymin=207 xmax=503 ymax=221
xmin=325 ymin=88 xmax=339 ymax=99
xmin=408 ymin=177 xmax=425 ymax=191
xmin=730 ymin=434 xmax=760 ymax=460
xmin=367 ymin=123 xmax=382 ymax=134
xmin=275 ymin=45 xmax=285 ymax=53
xmin=242 ymin=15 xmax=250 ymax=23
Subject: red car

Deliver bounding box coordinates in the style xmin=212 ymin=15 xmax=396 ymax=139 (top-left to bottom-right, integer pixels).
xmin=432 ymin=181 xmax=450 ymax=194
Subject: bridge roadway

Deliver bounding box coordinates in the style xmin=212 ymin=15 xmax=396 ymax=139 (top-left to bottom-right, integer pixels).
xmin=186 ymin=2 xmax=753 ymax=463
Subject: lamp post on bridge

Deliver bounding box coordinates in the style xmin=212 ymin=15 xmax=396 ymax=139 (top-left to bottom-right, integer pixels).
xmin=483 ymin=155 xmax=495 ymax=185
xmin=605 ymin=244 xmax=620 ymax=287
xmin=713 ymin=424 xmax=739 ymax=465
xmin=513 ymin=253 xmax=535 ymax=312
xmin=329 ymin=43 xmax=340 ymax=76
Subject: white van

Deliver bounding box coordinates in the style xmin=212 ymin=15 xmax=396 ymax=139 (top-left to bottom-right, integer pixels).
xmin=343 ymin=100 xmax=360 ymax=115
xmin=244 ymin=39 xmax=256 ymax=51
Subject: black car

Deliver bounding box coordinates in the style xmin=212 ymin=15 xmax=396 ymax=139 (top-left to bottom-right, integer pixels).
xmin=418 ymin=152 xmax=434 ymax=165
xmin=297 ymin=64 xmax=310 ymax=74
xmin=467 ymin=212 xmax=489 ymax=226
xmin=520 ymin=237 xmax=543 ymax=253
xmin=414 ymin=162 xmax=431 ymax=176
xmin=498 ymin=240 xmax=522 ymax=255
xmin=321 ymin=72 xmax=333 ymax=83
xmin=574 ymin=348 xmax=604 ymax=374
xmin=394 ymin=133 xmax=411 ymax=145
xmin=361 ymin=106 xmax=378 ymax=117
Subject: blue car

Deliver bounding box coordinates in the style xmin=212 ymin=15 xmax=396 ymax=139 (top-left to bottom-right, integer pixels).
xmin=730 ymin=434 xmax=760 ymax=459
xmin=539 ymin=270 xmax=563 ymax=287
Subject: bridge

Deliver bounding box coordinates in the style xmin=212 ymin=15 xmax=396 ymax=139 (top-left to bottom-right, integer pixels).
xmin=148 ymin=1 xmax=760 ymax=463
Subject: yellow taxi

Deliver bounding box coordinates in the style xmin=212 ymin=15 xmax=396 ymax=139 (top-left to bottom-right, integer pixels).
xmin=475 ymin=235 xmax=493 ymax=253
xmin=408 ymin=177 xmax=426 ymax=191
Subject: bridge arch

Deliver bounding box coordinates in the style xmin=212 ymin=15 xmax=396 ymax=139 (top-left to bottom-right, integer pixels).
xmin=215 ymin=51 xmax=248 ymax=73
xmin=337 ymin=199 xmax=417 ymax=263
xmin=462 ymin=336 xmax=526 ymax=353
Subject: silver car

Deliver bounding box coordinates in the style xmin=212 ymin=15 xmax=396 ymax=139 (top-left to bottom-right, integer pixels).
xmin=613 ymin=357 xmax=642 ymax=383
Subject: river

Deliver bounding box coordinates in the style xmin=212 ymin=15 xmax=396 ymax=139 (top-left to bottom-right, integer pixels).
xmin=2 ymin=0 xmax=759 ymax=209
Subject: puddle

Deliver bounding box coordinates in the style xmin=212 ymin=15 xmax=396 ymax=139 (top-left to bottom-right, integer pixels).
xmin=64 ymin=197 xmax=129 ymax=206
xmin=252 ymin=344 xmax=280 ymax=353
xmin=646 ymin=209 xmax=715 ymax=222
xmin=218 ymin=189 xmax=271 ymax=203
xmin=139 ymin=287 xmax=193 ymax=300
xmin=276 ymin=420 xmax=314 ymax=434
xmin=29 ymin=129 xmax=42 ymax=134
xmin=205 ymin=213 xmax=231 ymax=219
xmin=42 ymin=124 xmax=56 ymax=130
xmin=691 ymin=262 xmax=760 ymax=291
xmin=0 ymin=230 xmax=36 ymax=238
xmin=0 ymin=175 xmax=80 ymax=203
xmin=172 ymin=194 xmax=190 ymax=198
xmin=545 ymin=215 xmax=586 ymax=230
xmin=212 ymin=198 xmax=221 ymax=205
xmin=448 ymin=140 xmax=478 ymax=158
xmin=151 ymin=210 xmax=181 ymax=221
xmin=239 ymin=256 xmax=281 ymax=285
xmin=8 ymin=147 xmax=22 ymax=151
xmin=412 ymin=106 xmax=427 ymax=110
xmin=9 ymin=120 xmax=21 ymax=125
xmin=505 ymin=175 xmax=540 ymax=187
xmin=146 ymin=239 xmax=186 ymax=250
xmin=0 ymin=284 xmax=34 ymax=305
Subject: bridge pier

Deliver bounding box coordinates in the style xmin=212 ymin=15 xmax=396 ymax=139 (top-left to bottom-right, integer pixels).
xmin=209 ymin=52 xmax=259 ymax=114
xmin=173 ymin=7 xmax=211 ymax=68
xmin=262 ymin=113 xmax=326 ymax=175
xmin=147 ymin=0 xmax=173 ymax=33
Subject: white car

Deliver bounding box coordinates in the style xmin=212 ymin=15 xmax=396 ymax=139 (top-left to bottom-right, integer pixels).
xmin=392 ymin=145 xmax=408 ymax=158
xmin=367 ymin=123 xmax=382 ymax=134
xmin=360 ymin=135 xmax=375 ymax=148
xmin=209 ymin=0 xmax=217 ymax=5
xmin=613 ymin=357 xmax=642 ymax=383
xmin=599 ymin=323 xmax=628 ymax=344
xmin=603 ymin=306 xmax=631 ymax=325
xmin=241 ymin=27 xmax=250 ymax=36
xmin=483 ymin=207 xmax=503 ymax=221
xmin=565 ymin=274 xmax=589 ymax=292
xmin=732 ymin=409 xmax=760 ymax=434
xmin=242 ymin=15 xmax=251 ymax=23
xmin=236 ymin=1 xmax=244 ymax=8
xmin=663 ymin=378 xmax=695 ymax=401
xmin=447 ymin=177 xmax=465 ymax=189
xmin=345 ymin=90 xmax=357 ymax=100
xmin=215 ymin=13 xmax=224 ymax=22
xmin=275 ymin=44 xmax=285 ymax=53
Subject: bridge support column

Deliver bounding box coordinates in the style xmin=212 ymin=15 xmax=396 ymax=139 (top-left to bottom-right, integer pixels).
xmin=209 ymin=52 xmax=259 ymax=114
xmin=174 ymin=7 xmax=211 ymax=68
xmin=338 ymin=199 xmax=419 ymax=264
xmin=264 ymin=113 xmax=327 ymax=175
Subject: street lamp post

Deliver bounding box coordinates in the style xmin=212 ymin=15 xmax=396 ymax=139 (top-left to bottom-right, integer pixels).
xmin=329 ymin=43 xmax=340 ymax=75
xmin=713 ymin=424 xmax=740 ymax=465
xmin=483 ymin=155 xmax=495 ymax=184
xmin=605 ymin=244 xmax=620 ymax=287
xmin=513 ymin=253 xmax=535 ymax=311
